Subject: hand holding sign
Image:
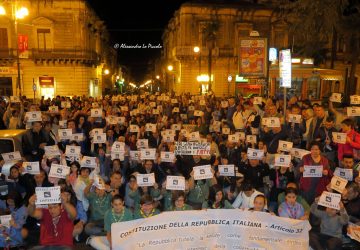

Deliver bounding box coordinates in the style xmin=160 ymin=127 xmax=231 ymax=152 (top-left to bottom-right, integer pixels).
xmin=35 ymin=186 xmax=61 ymax=205
xmin=193 ymin=165 xmax=213 ymax=180
xmin=318 ymin=191 xmax=341 ymax=210
xmin=330 ymin=93 xmax=342 ymax=103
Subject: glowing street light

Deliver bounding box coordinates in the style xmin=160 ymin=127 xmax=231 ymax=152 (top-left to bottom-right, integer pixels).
xmin=0 ymin=6 xmax=6 ymax=15
xmin=156 ymin=75 xmax=160 ymax=79
xmin=104 ymin=69 xmax=110 ymax=75
xmin=193 ymin=46 xmax=200 ymax=53
xmin=167 ymin=65 xmax=173 ymax=71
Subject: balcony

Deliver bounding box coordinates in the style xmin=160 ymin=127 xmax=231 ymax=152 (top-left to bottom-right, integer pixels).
xmin=172 ymin=46 xmax=209 ymax=60
xmin=31 ymin=49 xmax=101 ymax=65
xmin=0 ymin=49 xmax=16 ymax=64
xmin=218 ymin=47 xmax=234 ymax=57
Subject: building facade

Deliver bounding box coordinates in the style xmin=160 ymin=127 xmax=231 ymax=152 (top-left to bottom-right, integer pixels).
xmin=161 ymin=0 xmax=359 ymax=98
xmin=0 ymin=0 xmax=117 ymax=99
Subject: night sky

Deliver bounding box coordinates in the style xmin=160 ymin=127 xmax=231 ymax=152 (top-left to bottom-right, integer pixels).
xmin=86 ymin=0 xmax=188 ymax=84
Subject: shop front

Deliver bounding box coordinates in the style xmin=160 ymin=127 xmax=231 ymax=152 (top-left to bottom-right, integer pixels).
xmin=39 ymin=76 xmax=55 ymax=99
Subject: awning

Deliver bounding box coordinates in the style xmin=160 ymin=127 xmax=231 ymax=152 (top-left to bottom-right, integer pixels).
xmin=320 ymin=75 xmax=343 ymax=81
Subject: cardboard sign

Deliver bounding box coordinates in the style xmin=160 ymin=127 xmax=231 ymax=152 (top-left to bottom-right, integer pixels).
xmin=218 ymin=165 xmax=235 ymax=177
xmin=274 ymin=154 xmax=292 ymax=167
xmin=80 ymin=156 xmax=97 ymax=168
xmin=160 ymin=151 xmax=175 ymax=163
xmin=71 ymin=133 xmax=84 ymax=142
xmin=278 ymin=140 xmax=293 ymax=152
xmin=303 ymin=165 xmax=323 ymax=178
xmin=112 ymin=142 xmax=125 ymax=153
xmin=49 ymin=164 xmax=70 ymax=179
xmin=253 ymin=97 xmax=262 ymax=105
xmin=65 ymin=145 xmax=81 ymax=157
xmin=25 ymin=111 xmax=42 ymax=122
xmin=174 ymin=142 xmax=210 ymax=156
xmin=350 ymin=95 xmax=360 ymax=105
xmin=0 ymin=215 xmax=12 ymax=228
xmin=194 ymin=110 xmax=203 ymax=117
xmin=137 ymin=173 xmax=155 ymax=187
xmin=130 ymin=151 xmax=140 ymax=161
xmin=166 ymin=176 xmax=185 ymax=191
xmin=136 ymin=139 xmax=149 ymax=149
xmin=246 ymin=135 xmax=257 ymax=144
xmin=61 ymin=101 xmax=71 ymax=108
xmin=228 ymin=134 xmax=240 ymax=143
xmin=222 ymin=127 xmax=231 ymax=135
xmin=59 ymin=120 xmax=67 ymax=129
xmin=145 ymin=123 xmax=157 ymax=133
xmin=262 ymin=117 xmax=281 ymax=128
xmin=58 ymin=129 xmax=72 ymax=140
xmin=130 ymin=125 xmax=140 ymax=133
xmin=318 ymin=191 xmax=341 ymax=210
xmin=44 ymin=145 xmax=61 ymax=157
xmin=91 ymin=108 xmax=102 ymax=118
xmin=330 ymin=93 xmax=342 ymax=103
xmin=290 ymin=148 xmax=311 ymax=159
xmin=221 ymin=101 xmax=229 ymax=108
xmin=35 ymin=186 xmax=61 ymax=205
xmin=193 ymin=165 xmax=213 ymax=180
xmin=48 ymin=106 xmax=58 ymax=113
xmin=140 ymin=149 xmax=156 ymax=160
xmin=171 ymin=124 xmax=182 ymax=131
xmin=330 ymin=175 xmax=348 ymax=193
xmin=1 ymin=151 xmax=22 ymax=162
xmin=10 ymin=96 xmax=20 ymax=103
xmin=334 ymin=167 xmax=353 ymax=181
xmin=347 ymin=107 xmax=360 ymax=117
xmin=247 ymin=148 xmax=264 ymax=160
xmin=332 ymin=132 xmax=347 ymax=144
xmin=288 ymin=114 xmax=302 ymax=123
xmin=22 ymin=162 xmax=40 ymax=175
xmin=93 ymin=134 xmax=106 ymax=144
xmin=111 ymin=152 xmax=125 ymax=161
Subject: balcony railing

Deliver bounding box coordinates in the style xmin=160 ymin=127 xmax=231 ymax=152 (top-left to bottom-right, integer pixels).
xmin=0 ymin=49 xmax=17 ymax=60
xmin=32 ymin=49 xmax=101 ymax=65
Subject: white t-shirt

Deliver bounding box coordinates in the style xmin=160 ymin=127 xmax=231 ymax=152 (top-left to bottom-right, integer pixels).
xmin=232 ymin=189 xmax=264 ymax=209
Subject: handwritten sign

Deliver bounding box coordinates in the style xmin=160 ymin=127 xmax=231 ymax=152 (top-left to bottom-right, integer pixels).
xmin=218 ymin=165 xmax=235 ymax=177
xmin=166 ymin=176 xmax=185 ymax=190
xmin=137 ymin=173 xmax=155 ymax=187
xmin=35 ymin=186 xmax=61 ymax=205
xmin=303 ymin=165 xmax=323 ymax=178
xmin=22 ymin=162 xmax=40 ymax=175
xmin=174 ymin=142 xmax=210 ymax=156
xmin=318 ymin=191 xmax=341 ymax=210
xmin=193 ymin=165 xmax=213 ymax=180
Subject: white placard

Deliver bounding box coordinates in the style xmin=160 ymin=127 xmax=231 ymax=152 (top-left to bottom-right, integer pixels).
xmin=106 ymin=116 xmax=118 ymax=125
xmin=228 ymin=134 xmax=240 ymax=143
xmin=330 ymin=175 xmax=348 ymax=193
xmin=166 ymin=176 xmax=185 ymax=190
xmin=71 ymin=133 xmax=84 ymax=142
xmin=193 ymin=165 xmax=213 ymax=180
xmin=111 ymin=152 xmax=125 ymax=161
xmin=200 ymin=100 xmax=206 ymax=106
xmin=188 ymin=106 xmax=195 ymax=111
xmin=35 ymin=186 xmax=61 ymax=205
xmin=172 ymin=107 xmax=179 ymax=113
xmin=347 ymin=107 xmax=360 ymax=116
xmin=334 ymin=167 xmax=353 ymax=181
xmin=90 ymin=128 xmax=104 ymax=138
xmin=1 ymin=151 xmax=22 ymax=162
xmin=247 ymin=148 xmax=264 ymax=160
xmin=59 ymin=120 xmax=67 ymax=129
xmin=171 ymin=99 xmax=178 ymax=104
xmin=274 ymin=154 xmax=292 ymax=167
xmin=58 ymin=129 xmax=72 ymax=140
xmin=262 ymin=117 xmax=281 ymax=128
xmin=91 ymin=108 xmax=102 ymax=118
xmin=80 ymin=156 xmax=97 ymax=168
xmin=152 ymin=109 xmax=160 ymax=115
xmin=112 ymin=142 xmax=125 ymax=152
xmin=279 ymin=49 xmax=292 ymax=88
xmin=93 ymin=134 xmax=106 ymax=144
xmin=25 ymin=111 xmax=42 ymax=122
xmin=288 ymin=114 xmax=302 ymax=123
xmin=246 ymin=135 xmax=257 ymax=144
xmin=117 ymin=117 xmax=126 ymax=124
xmin=253 ymin=97 xmax=262 ymax=105
xmin=290 ymin=148 xmax=311 ymax=159
xmin=48 ymin=106 xmax=58 ymax=113
xmin=10 ymin=96 xmax=20 ymax=103
xmin=171 ymin=124 xmax=182 ymax=131
xmin=120 ymin=106 xmax=129 ymax=112
xmin=130 ymin=125 xmax=139 ymax=133
xmin=65 ymin=145 xmax=81 ymax=157
xmin=163 ymin=135 xmax=174 ymax=143
xmin=61 ymin=101 xmax=71 ymax=108
xmin=137 ymin=173 xmax=155 ymax=187
xmin=194 ymin=110 xmax=203 ymax=117
xmin=92 ymin=102 xmax=100 ymax=108
xmin=44 ymin=145 xmax=61 ymax=157
xmin=49 ymin=164 xmax=70 ymax=179
xmin=140 ymin=149 xmax=156 ymax=160
xmin=350 ymin=95 xmax=360 ymax=105
xmin=218 ymin=165 xmax=235 ymax=176
xmin=130 ymin=151 xmax=140 ymax=161
xmin=136 ymin=139 xmax=149 ymax=149
xmin=162 ymin=129 xmax=176 ymax=137
xmin=174 ymin=142 xmax=210 ymax=156
xmin=145 ymin=123 xmax=157 ymax=133
xmin=330 ymin=93 xmax=342 ymax=103
xmin=221 ymin=101 xmax=228 ymax=108
xmin=318 ymin=191 xmax=341 ymax=210
xmin=160 ymin=152 xmax=175 ymax=163
xmin=278 ymin=140 xmax=293 ymax=152
xmin=332 ymin=132 xmax=347 ymax=144
xmin=0 ymin=215 xmax=12 ymax=228
xmin=222 ymin=127 xmax=230 ymax=135
xmin=22 ymin=162 xmax=40 ymax=175
xmin=188 ymin=131 xmax=200 ymax=142
xmin=303 ymin=165 xmax=323 ymax=178
xmin=149 ymin=102 xmax=156 ymax=108
xmin=180 ymin=114 xmax=187 ymax=120
xmin=236 ymin=132 xmax=246 ymax=140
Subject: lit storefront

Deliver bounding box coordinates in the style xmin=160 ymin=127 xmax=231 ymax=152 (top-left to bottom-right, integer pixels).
xmin=39 ymin=76 xmax=55 ymax=99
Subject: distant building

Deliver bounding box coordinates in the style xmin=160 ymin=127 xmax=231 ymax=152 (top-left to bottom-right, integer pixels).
xmin=0 ymin=0 xmax=117 ymax=99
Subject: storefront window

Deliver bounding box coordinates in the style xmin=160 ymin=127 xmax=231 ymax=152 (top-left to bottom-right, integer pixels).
xmin=307 ymin=76 xmax=320 ymax=100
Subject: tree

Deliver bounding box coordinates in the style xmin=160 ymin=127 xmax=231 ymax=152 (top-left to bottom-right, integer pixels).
xmin=276 ymin=0 xmax=360 ymax=98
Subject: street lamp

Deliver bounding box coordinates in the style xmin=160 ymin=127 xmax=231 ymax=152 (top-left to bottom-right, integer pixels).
xmin=104 ymin=69 xmax=110 ymax=75
xmin=193 ymin=46 xmax=200 ymax=53
xmin=156 ymin=75 xmax=160 ymax=79
xmin=167 ymin=65 xmax=173 ymax=71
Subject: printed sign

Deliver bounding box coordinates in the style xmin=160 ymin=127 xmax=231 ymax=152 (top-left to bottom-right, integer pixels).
xmin=194 ymin=110 xmax=203 ymax=117
xmin=25 ymin=111 xmax=42 ymax=122
xmin=334 ymin=167 xmax=353 ymax=181
xmin=10 ymin=96 xmax=20 ymax=103
xmin=235 ymin=132 xmax=246 ymax=140
xmin=166 ymin=176 xmax=185 ymax=191
xmin=173 ymin=107 xmax=179 ymax=113
xmin=262 ymin=117 xmax=280 ymax=128
xmin=91 ymin=108 xmax=102 ymax=118
xmin=93 ymin=134 xmax=106 ymax=144
xmin=1 ymin=151 xmax=22 ymax=162
xmin=22 ymin=162 xmax=40 ymax=175
xmin=274 ymin=154 xmax=292 ymax=167
xmin=330 ymin=175 xmax=348 ymax=193
xmin=48 ymin=106 xmax=58 ymax=113
xmin=174 ymin=142 xmax=210 ymax=156
xmin=247 ymin=148 xmax=264 ymax=160
xmin=90 ymin=128 xmax=104 ymax=138
xmin=330 ymin=93 xmax=342 ymax=103
xmin=35 ymin=186 xmax=61 ymax=205
xmin=332 ymin=132 xmax=347 ymax=144
xmin=71 ymin=133 xmax=84 ymax=142
xmin=246 ymin=135 xmax=257 ymax=144
xmin=160 ymin=152 xmax=175 ymax=163
xmin=120 ymin=106 xmax=129 ymax=112
xmin=290 ymin=148 xmax=311 ymax=159
xmin=136 ymin=139 xmax=149 ymax=149
xmin=303 ymin=165 xmax=323 ymax=178
xmin=278 ymin=140 xmax=293 ymax=152
xmin=130 ymin=151 xmax=140 ymax=161
xmin=59 ymin=120 xmax=67 ymax=129
xmin=347 ymin=107 xmax=360 ymax=117
xmin=318 ymin=191 xmax=341 ymax=210
xmin=44 ymin=145 xmax=61 ymax=157
xmin=253 ymin=97 xmax=262 ymax=105
xmin=228 ymin=134 xmax=240 ymax=143
xmin=130 ymin=125 xmax=139 ymax=133
xmin=65 ymin=145 xmax=81 ymax=157
xmin=106 ymin=116 xmax=118 ymax=125
xmin=49 ymin=164 xmax=70 ymax=179
xmin=80 ymin=156 xmax=97 ymax=168
xmin=350 ymin=95 xmax=360 ymax=105
xmin=193 ymin=165 xmax=213 ymax=180
xmin=163 ymin=135 xmax=174 ymax=143
xmin=288 ymin=114 xmax=302 ymax=123
xmin=222 ymin=127 xmax=230 ymax=135
xmin=140 ymin=149 xmax=156 ymax=160
xmin=61 ymin=101 xmax=71 ymax=108
xmin=117 ymin=117 xmax=126 ymax=124
xmin=111 ymin=152 xmax=125 ymax=161
xmin=58 ymin=129 xmax=72 ymax=140
xmin=180 ymin=114 xmax=187 ymax=120
xmin=171 ymin=124 xmax=182 ymax=131
xmin=188 ymin=131 xmax=200 ymax=142
xmin=347 ymin=223 xmax=360 ymax=243
xmin=218 ymin=165 xmax=235 ymax=177
xmin=137 ymin=173 xmax=155 ymax=187
xmin=112 ymin=142 xmax=125 ymax=153
xmin=145 ymin=123 xmax=157 ymax=133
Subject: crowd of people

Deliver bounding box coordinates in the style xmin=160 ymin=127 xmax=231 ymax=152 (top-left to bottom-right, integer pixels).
xmin=0 ymin=92 xmax=359 ymax=250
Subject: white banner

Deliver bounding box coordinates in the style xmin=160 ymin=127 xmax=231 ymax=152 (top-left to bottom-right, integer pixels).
xmin=35 ymin=186 xmax=61 ymax=205
xmin=332 ymin=132 xmax=347 ymax=144
xmin=247 ymin=148 xmax=264 ymax=160
xmin=303 ymin=165 xmax=323 ymax=178
xmin=137 ymin=173 xmax=155 ymax=187
xmin=193 ymin=165 xmax=213 ymax=180
xmin=330 ymin=175 xmax=348 ymax=193
xmin=174 ymin=142 xmax=210 ymax=156
xmin=166 ymin=176 xmax=185 ymax=190
xmin=334 ymin=167 xmax=353 ymax=181
xmin=111 ymin=209 xmax=310 ymax=250
xmin=218 ymin=165 xmax=235 ymax=176
xmin=275 ymin=154 xmax=292 ymax=167
xmin=160 ymin=152 xmax=175 ymax=163
xmin=22 ymin=162 xmax=40 ymax=175
xmin=49 ymin=164 xmax=70 ymax=179
xmin=318 ymin=191 xmax=341 ymax=210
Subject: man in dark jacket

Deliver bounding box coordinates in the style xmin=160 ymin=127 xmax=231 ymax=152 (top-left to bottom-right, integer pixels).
xmin=22 ymin=121 xmax=48 ymax=162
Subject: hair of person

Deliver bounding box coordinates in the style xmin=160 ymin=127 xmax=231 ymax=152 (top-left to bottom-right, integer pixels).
xmin=70 ymin=161 xmax=80 ymax=170
xmin=341 ymin=118 xmax=355 ymax=128
xmin=7 ymin=190 xmax=23 ymax=209
xmin=140 ymin=194 xmax=154 ymax=205
xmin=171 ymin=190 xmax=186 ymax=205
xmin=309 ymin=141 xmax=322 ymax=151
xmin=208 ymin=184 xmax=225 ymax=205
xmin=80 ymin=167 xmax=91 ymax=174
xmin=112 ymin=159 xmax=121 ymax=166
xmin=242 ymin=181 xmax=253 ymax=192
xmin=343 ymin=154 xmax=354 ymax=160
xmin=254 ymin=194 xmax=267 ymax=205
xmin=112 ymin=194 xmax=124 ymax=203
xmin=285 ymin=187 xmax=298 ymax=196
xmin=325 ymin=116 xmax=335 ymax=123
xmin=111 ymin=171 xmax=122 ymax=178
xmin=290 ymin=104 xmax=301 ymax=110
xmin=61 ymin=186 xmax=77 ymax=206
xmin=286 ymin=182 xmax=298 ymax=189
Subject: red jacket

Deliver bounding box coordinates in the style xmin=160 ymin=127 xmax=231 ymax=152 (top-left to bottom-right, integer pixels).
xmin=338 ymin=129 xmax=360 ymax=160
xmin=299 ymin=154 xmax=333 ymax=197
